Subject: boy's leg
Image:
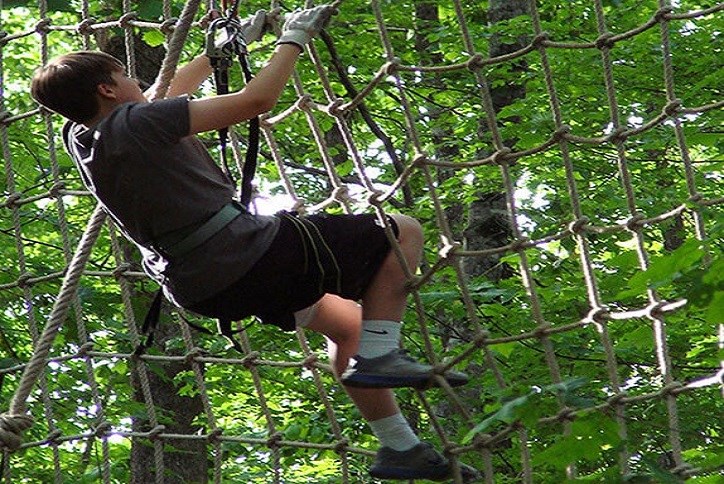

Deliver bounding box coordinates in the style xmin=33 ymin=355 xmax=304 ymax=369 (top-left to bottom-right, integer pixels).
xmin=305 ymin=294 xmax=399 ymax=420
xmin=341 ymin=214 xmax=468 ymax=389
xmin=305 ymin=293 xmax=479 ymax=481
xmin=360 ymin=214 xmax=423 ymax=321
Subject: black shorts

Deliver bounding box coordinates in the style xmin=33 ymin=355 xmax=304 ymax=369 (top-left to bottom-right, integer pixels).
xmin=188 ymin=212 xmax=399 ymax=331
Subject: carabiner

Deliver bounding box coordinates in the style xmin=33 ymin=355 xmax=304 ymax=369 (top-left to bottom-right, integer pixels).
xmin=205 ymin=16 xmax=247 ymax=68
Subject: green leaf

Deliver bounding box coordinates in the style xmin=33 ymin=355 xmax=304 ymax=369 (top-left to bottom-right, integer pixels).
xmin=532 ymin=411 xmax=622 ymax=468
xmin=143 ymin=30 xmax=166 ymax=48
xmin=616 ymin=239 xmax=705 ymax=298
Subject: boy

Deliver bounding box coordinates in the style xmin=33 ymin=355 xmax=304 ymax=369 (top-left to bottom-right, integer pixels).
xmin=31 ymin=6 xmax=477 ymax=481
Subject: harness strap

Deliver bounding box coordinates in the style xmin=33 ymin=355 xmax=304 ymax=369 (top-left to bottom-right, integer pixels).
xmin=206 ymin=15 xmax=259 ymax=208
xmin=155 ymin=202 xmax=243 ymax=258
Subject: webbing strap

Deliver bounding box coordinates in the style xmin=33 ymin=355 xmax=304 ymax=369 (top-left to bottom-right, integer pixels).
xmin=158 ymin=202 xmax=243 ymax=258
xmin=208 ymin=16 xmax=259 ymax=208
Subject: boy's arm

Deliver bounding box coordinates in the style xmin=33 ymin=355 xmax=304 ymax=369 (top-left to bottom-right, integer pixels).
xmin=186 ymin=5 xmax=334 ymax=135
xmin=144 ymin=54 xmax=212 ymax=100
xmin=187 ymin=44 xmax=299 ymax=135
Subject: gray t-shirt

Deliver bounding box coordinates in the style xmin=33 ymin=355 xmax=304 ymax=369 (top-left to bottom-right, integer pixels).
xmin=62 ymin=96 xmax=279 ymax=306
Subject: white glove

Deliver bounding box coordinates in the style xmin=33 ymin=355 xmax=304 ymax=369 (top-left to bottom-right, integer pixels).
xmin=240 ymin=9 xmax=267 ymax=44
xmin=276 ymin=5 xmax=334 ymax=50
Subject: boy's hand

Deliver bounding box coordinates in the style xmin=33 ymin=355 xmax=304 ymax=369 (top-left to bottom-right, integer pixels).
xmin=240 ymin=9 xmax=268 ymax=44
xmin=276 ymin=5 xmax=334 ymax=50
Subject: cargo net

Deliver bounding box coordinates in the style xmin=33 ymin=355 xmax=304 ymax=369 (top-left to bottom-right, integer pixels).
xmin=1 ymin=0 xmax=722 ymax=482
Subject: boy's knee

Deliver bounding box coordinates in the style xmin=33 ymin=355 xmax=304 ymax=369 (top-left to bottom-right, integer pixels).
xmin=390 ymin=214 xmax=423 ymax=248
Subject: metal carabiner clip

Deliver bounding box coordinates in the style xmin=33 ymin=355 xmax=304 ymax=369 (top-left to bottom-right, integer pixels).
xmin=205 ymin=16 xmax=247 ymax=69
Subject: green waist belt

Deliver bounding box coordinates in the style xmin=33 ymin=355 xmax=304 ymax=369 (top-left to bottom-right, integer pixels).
xmin=153 ymin=202 xmax=243 ymax=259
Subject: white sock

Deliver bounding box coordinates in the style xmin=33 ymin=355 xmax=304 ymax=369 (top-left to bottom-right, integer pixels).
xmin=368 ymin=413 xmax=420 ymax=451
xmin=358 ymin=319 xmax=400 ymax=359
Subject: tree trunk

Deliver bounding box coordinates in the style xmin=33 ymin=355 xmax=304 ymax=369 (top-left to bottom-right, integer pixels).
xmin=462 ymin=0 xmax=528 ymax=281
xmin=130 ymin=316 xmax=208 ymax=484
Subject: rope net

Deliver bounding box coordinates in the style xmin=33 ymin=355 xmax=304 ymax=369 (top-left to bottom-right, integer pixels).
xmin=1 ymin=0 xmax=722 ymax=482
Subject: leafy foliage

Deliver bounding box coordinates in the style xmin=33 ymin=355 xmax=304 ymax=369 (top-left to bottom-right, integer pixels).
xmin=1 ymin=0 xmax=721 ymax=482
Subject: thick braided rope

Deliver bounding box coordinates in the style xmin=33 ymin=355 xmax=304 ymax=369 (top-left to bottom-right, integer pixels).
xmin=1 ymin=204 xmax=107 ymax=451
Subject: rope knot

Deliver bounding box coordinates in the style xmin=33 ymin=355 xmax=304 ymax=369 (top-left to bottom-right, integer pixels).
xmin=45 ymin=429 xmax=62 ymax=445
xmin=17 ymin=272 xmax=33 ymax=288
xmin=93 ymin=421 xmax=112 ymax=438
xmin=553 ymin=124 xmax=571 ymax=141
xmin=331 ymin=185 xmax=351 ymax=203
xmin=558 ymin=406 xmax=576 ymax=422
xmin=472 ymin=329 xmax=490 ymax=347
xmin=492 ymin=147 xmax=512 ymax=165
xmin=607 ymin=391 xmax=627 ymax=405
xmin=0 ymin=413 xmax=34 ymax=452
xmin=295 ymin=94 xmax=314 ymax=111
xmin=333 ymin=438 xmax=349 ymax=452
xmin=258 ymin=112 xmax=272 ymax=128
xmin=4 ymin=192 xmax=22 ymax=208
xmin=241 ymin=351 xmax=260 ymax=368
xmin=77 ymin=341 xmax=95 ymax=357
xmin=184 ymin=347 xmax=204 ymax=364
xmin=35 ymin=18 xmax=52 ymax=33
xmin=662 ymin=99 xmax=682 ymax=117
xmin=467 ymin=53 xmax=485 ymax=70
xmin=207 ymin=427 xmax=224 ymax=442
xmin=366 ymin=188 xmax=385 ymax=206
xmin=586 ymin=306 xmax=610 ymax=324
xmin=412 ymin=153 xmax=428 ymax=167
xmin=267 ymin=431 xmax=283 ymax=448
xmin=646 ymin=300 xmax=669 ymax=320
xmin=0 ymin=109 xmax=11 ymax=124
xmin=291 ymin=199 xmax=307 ymax=214
xmin=568 ymin=216 xmax=589 ymax=234
xmin=49 ymin=181 xmax=66 ymax=197
xmin=533 ymin=323 xmax=551 ymax=338
xmin=383 ymin=58 xmax=401 ymax=75
xmin=148 ymin=424 xmax=166 ymax=441
xmin=654 ymin=6 xmax=674 ymax=22
xmin=302 ymin=353 xmax=318 ymax=369
xmin=625 ymin=213 xmax=645 ymax=231
xmin=118 ymin=12 xmax=138 ymax=28
xmin=326 ymin=98 xmax=345 ymax=116
xmin=160 ymin=18 xmax=178 ymax=35
xmin=76 ymin=18 xmax=96 ymax=35
xmin=509 ymin=237 xmax=529 ymax=252
xmin=595 ymin=32 xmax=615 ymax=50
xmin=438 ymin=237 xmax=461 ymax=259
xmin=662 ymin=381 xmax=684 ymax=395
xmin=112 ymin=262 xmax=133 ymax=279
xmin=532 ymin=32 xmax=550 ymax=48
xmin=607 ymin=126 xmax=628 ymax=144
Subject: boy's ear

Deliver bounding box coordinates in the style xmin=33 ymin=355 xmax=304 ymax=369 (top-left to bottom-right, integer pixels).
xmin=96 ymin=82 xmax=117 ymax=99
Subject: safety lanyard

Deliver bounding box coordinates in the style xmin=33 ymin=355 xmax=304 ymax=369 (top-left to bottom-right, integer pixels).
xmin=205 ymin=8 xmax=259 ymax=208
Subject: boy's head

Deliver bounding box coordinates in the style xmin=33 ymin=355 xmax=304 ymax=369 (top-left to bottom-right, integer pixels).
xmin=31 ymin=51 xmax=128 ymax=124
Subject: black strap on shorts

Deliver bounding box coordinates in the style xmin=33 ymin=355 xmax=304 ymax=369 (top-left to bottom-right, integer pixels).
xmin=279 ymin=211 xmax=342 ymax=295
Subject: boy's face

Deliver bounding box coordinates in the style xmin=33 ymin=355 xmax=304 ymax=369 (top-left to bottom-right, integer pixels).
xmin=108 ymin=68 xmax=145 ymax=104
